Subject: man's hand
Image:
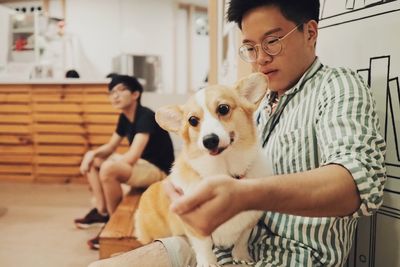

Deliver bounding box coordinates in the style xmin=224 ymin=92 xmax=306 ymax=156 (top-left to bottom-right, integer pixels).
xmin=164 ymin=176 xmax=246 ymax=236
xmin=80 ymin=150 xmax=95 ymax=174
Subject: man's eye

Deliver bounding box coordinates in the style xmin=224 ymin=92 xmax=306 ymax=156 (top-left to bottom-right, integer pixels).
xmin=217 ymin=104 xmax=230 ymax=116
xmin=188 ymin=116 xmax=199 ymax=127
xmin=266 ymin=38 xmax=279 ymax=46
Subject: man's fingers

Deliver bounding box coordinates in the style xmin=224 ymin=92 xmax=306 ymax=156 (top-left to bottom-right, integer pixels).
xmin=170 ymin=185 xmax=213 ymax=215
xmin=162 ymin=180 xmax=183 ymax=202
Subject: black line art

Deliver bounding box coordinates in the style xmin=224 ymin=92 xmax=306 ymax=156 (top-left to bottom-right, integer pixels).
xmin=319 ymin=0 xmax=400 ymax=29
xmin=357 ymin=56 xmax=400 ymax=192
xmin=320 ymin=0 xmax=398 ymax=20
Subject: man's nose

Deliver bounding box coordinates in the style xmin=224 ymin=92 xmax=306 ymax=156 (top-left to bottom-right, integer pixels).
xmin=256 ymin=46 xmax=272 ymax=65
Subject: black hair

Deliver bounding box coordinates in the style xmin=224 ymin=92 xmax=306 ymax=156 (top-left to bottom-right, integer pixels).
xmin=227 ymin=0 xmax=320 ymax=30
xmin=65 ymin=69 xmax=80 ymax=78
xmin=106 ymin=72 xmax=118 ymax=79
xmin=108 ymin=75 xmax=143 ymax=103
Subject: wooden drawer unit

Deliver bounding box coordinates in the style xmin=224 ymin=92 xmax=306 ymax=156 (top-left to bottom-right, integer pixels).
xmin=0 ymin=83 xmax=127 ymax=184
xmin=0 ymin=85 xmax=34 ymax=182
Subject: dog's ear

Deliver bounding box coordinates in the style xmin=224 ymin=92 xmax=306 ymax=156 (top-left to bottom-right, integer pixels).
xmin=235 ymin=72 xmax=268 ymax=104
xmin=155 ymin=105 xmax=183 ymax=132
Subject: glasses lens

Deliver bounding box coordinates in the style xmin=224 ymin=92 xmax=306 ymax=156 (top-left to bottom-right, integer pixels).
xmin=111 ymin=86 xmax=129 ymax=95
xmin=262 ymin=37 xmax=281 ymax=56
xmin=239 ymin=44 xmax=257 ymax=62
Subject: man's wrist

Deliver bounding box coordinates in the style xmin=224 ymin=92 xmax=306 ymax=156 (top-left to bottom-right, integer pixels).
xmin=237 ymin=179 xmax=264 ymax=212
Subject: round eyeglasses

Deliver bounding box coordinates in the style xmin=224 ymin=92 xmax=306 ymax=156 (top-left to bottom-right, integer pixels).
xmin=239 ymin=24 xmax=303 ymax=63
xmin=109 ymin=86 xmax=128 ymax=97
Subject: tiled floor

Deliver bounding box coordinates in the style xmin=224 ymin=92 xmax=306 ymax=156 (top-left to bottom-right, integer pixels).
xmin=0 ymin=182 xmax=100 ymax=267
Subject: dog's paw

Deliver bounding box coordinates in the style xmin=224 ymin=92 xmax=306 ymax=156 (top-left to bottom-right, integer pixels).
xmin=195 ymin=256 xmax=219 ymax=267
xmin=195 ymin=263 xmax=220 ymax=267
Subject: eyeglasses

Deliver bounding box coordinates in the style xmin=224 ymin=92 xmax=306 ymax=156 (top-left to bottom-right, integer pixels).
xmin=109 ymin=86 xmax=128 ymax=97
xmin=239 ymin=24 xmax=303 ymax=63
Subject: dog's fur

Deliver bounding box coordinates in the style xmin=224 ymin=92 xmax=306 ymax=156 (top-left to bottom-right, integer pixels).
xmin=134 ymin=73 xmax=272 ymax=266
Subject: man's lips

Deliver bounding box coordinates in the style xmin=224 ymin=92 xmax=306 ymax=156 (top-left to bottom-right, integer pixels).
xmin=264 ymin=70 xmax=278 ymax=76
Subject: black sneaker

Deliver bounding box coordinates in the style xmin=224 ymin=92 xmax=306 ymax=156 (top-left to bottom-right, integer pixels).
xmin=74 ymin=208 xmax=109 ymax=229
xmin=87 ymin=233 xmax=100 ymax=250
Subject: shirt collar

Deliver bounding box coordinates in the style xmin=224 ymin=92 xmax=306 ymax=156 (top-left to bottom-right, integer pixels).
xmin=283 ymin=57 xmax=322 ymax=96
xmin=259 ymin=57 xmax=323 ymax=111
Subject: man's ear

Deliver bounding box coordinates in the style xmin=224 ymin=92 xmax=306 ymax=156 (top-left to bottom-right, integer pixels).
xmin=234 ymin=72 xmax=269 ymax=104
xmin=305 ymin=20 xmax=318 ymax=45
xmin=155 ymin=105 xmax=183 ymax=132
xmin=131 ymin=91 xmax=140 ymax=101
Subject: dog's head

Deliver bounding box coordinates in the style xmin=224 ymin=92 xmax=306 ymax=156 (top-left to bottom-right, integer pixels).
xmin=156 ymin=73 xmax=268 ymax=158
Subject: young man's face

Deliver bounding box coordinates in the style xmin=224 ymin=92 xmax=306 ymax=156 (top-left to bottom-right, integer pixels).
xmin=241 ymin=5 xmax=317 ymax=95
xmin=108 ymin=83 xmax=139 ymax=110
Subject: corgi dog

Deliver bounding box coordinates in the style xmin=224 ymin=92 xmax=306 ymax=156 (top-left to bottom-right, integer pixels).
xmin=134 ymin=73 xmax=272 ymax=266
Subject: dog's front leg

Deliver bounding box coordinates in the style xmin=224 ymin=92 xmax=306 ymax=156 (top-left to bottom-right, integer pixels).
xmin=189 ymin=236 xmax=218 ymax=267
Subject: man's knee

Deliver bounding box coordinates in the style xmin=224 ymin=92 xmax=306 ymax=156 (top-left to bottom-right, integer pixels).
xmin=99 ymin=161 xmax=119 ymax=182
xmin=92 ymin=157 xmax=104 ymax=168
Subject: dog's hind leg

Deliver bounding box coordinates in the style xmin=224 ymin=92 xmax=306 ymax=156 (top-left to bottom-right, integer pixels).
xmin=188 ymin=236 xmax=218 ymax=267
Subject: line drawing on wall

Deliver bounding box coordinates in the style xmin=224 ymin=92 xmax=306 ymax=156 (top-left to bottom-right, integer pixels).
xmin=317 ymin=0 xmax=400 ymax=265
xmin=319 ymin=0 xmax=400 ymax=29
xmin=320 ymin=0 xmax=398 ymax=20
xmin=357 ymin=55 xmax=400 ymax=185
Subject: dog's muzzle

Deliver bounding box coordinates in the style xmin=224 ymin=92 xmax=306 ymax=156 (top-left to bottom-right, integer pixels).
xmin=203 ymin=133 xmax=219 ymax=150
xmin=203 ymin=133 xmax=236 ymax=156
xmin=202 ymin=134 xmax=225 ymax=156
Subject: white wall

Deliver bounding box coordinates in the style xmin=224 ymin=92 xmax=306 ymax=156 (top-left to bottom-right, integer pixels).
xmin=174 ymin=7 xmax=209 ymax=93
xmin=317 ymin=1 xmax=400 ymax=266
xmin=0 ymin=6 xmax=12 ymax=69
xmin=191 ymin=11 xmax=209 ymax=90
xmin=65 ymin=0 xmax=177 ymax=93
xmin=175 ymin=8 xmax=188 ymax=94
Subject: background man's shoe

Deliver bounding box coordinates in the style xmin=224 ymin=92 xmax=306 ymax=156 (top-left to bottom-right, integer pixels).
xmin=87 ymin=234 xmax=100 ymax=250
xmin=74 ymin=208 xmax=109 ymax=229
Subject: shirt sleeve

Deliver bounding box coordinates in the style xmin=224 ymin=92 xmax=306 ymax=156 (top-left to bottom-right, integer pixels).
xmin=115 ymin=114 xmax=126 ymax=137
xmin=315 ymin=68 xmax=387 ymax=217
xmin=135 ymin=108 xmax=157 ymax=134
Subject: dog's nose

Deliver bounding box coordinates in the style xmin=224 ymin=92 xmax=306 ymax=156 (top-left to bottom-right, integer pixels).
xmin=203 ymin=134 xmax=219 ymax=150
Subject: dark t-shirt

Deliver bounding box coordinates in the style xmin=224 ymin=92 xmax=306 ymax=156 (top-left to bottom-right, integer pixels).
xmin=115 ymin=105 xmax=174 ymax=174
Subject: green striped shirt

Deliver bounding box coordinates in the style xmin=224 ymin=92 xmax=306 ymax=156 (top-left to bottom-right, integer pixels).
xmin=215 ymin=58 xmax=386 ymax=266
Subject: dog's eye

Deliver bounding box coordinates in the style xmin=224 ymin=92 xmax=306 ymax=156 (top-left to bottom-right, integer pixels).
xmin=188 ymin=116 xmax=199 ymax=127
xmin=217 ymin=104 xmax=230 ymax=116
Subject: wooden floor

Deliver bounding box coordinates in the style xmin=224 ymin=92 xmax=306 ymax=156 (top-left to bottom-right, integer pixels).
xmin=0 ymin=182 xmax=99 ymax=267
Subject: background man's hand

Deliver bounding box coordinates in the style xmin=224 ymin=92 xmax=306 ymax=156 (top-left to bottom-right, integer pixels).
xmin=80 ymin=150 xmax=95 ymax=174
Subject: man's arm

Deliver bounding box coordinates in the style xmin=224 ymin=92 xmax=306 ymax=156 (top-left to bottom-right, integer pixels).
xmin=80 ymin=133 xmax=122 ymax=174
xmin=93 ymin=132 xmax=123 ymax=158
xmin=244 ymin=164 xmax=360 ymax=216
xmin=120 ymin=133 xmax=150 ymax=165
xmin=167 ymin=164 xmax=359 ymax=236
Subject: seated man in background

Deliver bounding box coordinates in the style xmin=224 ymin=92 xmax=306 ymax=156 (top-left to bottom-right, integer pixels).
xmin=74 ymin=75 xmax=174 ymax=250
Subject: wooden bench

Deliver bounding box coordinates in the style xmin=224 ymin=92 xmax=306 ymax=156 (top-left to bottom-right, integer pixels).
xmin=99 ymin=188 xmax=144 ymax=259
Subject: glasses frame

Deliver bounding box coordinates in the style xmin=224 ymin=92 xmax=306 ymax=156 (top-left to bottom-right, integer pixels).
xmin=239 ymin=23 xmax=303 ymax=63
xmin=109 ymin=86 xmax=129 ymax=97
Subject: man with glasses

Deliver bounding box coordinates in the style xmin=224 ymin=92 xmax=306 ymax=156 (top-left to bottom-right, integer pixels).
xmin=89 ymin=1 xmax=386 ymax=266
xmin=75 ymin=75 xmax=174 ymax=250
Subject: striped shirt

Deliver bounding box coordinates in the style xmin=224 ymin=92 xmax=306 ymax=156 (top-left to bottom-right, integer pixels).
xmin=215 ymin=58 xmax=386 ymax=266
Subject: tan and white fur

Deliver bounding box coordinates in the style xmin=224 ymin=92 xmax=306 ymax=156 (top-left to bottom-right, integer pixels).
xmin=134 ymin=73 xmax=272 ymax=266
